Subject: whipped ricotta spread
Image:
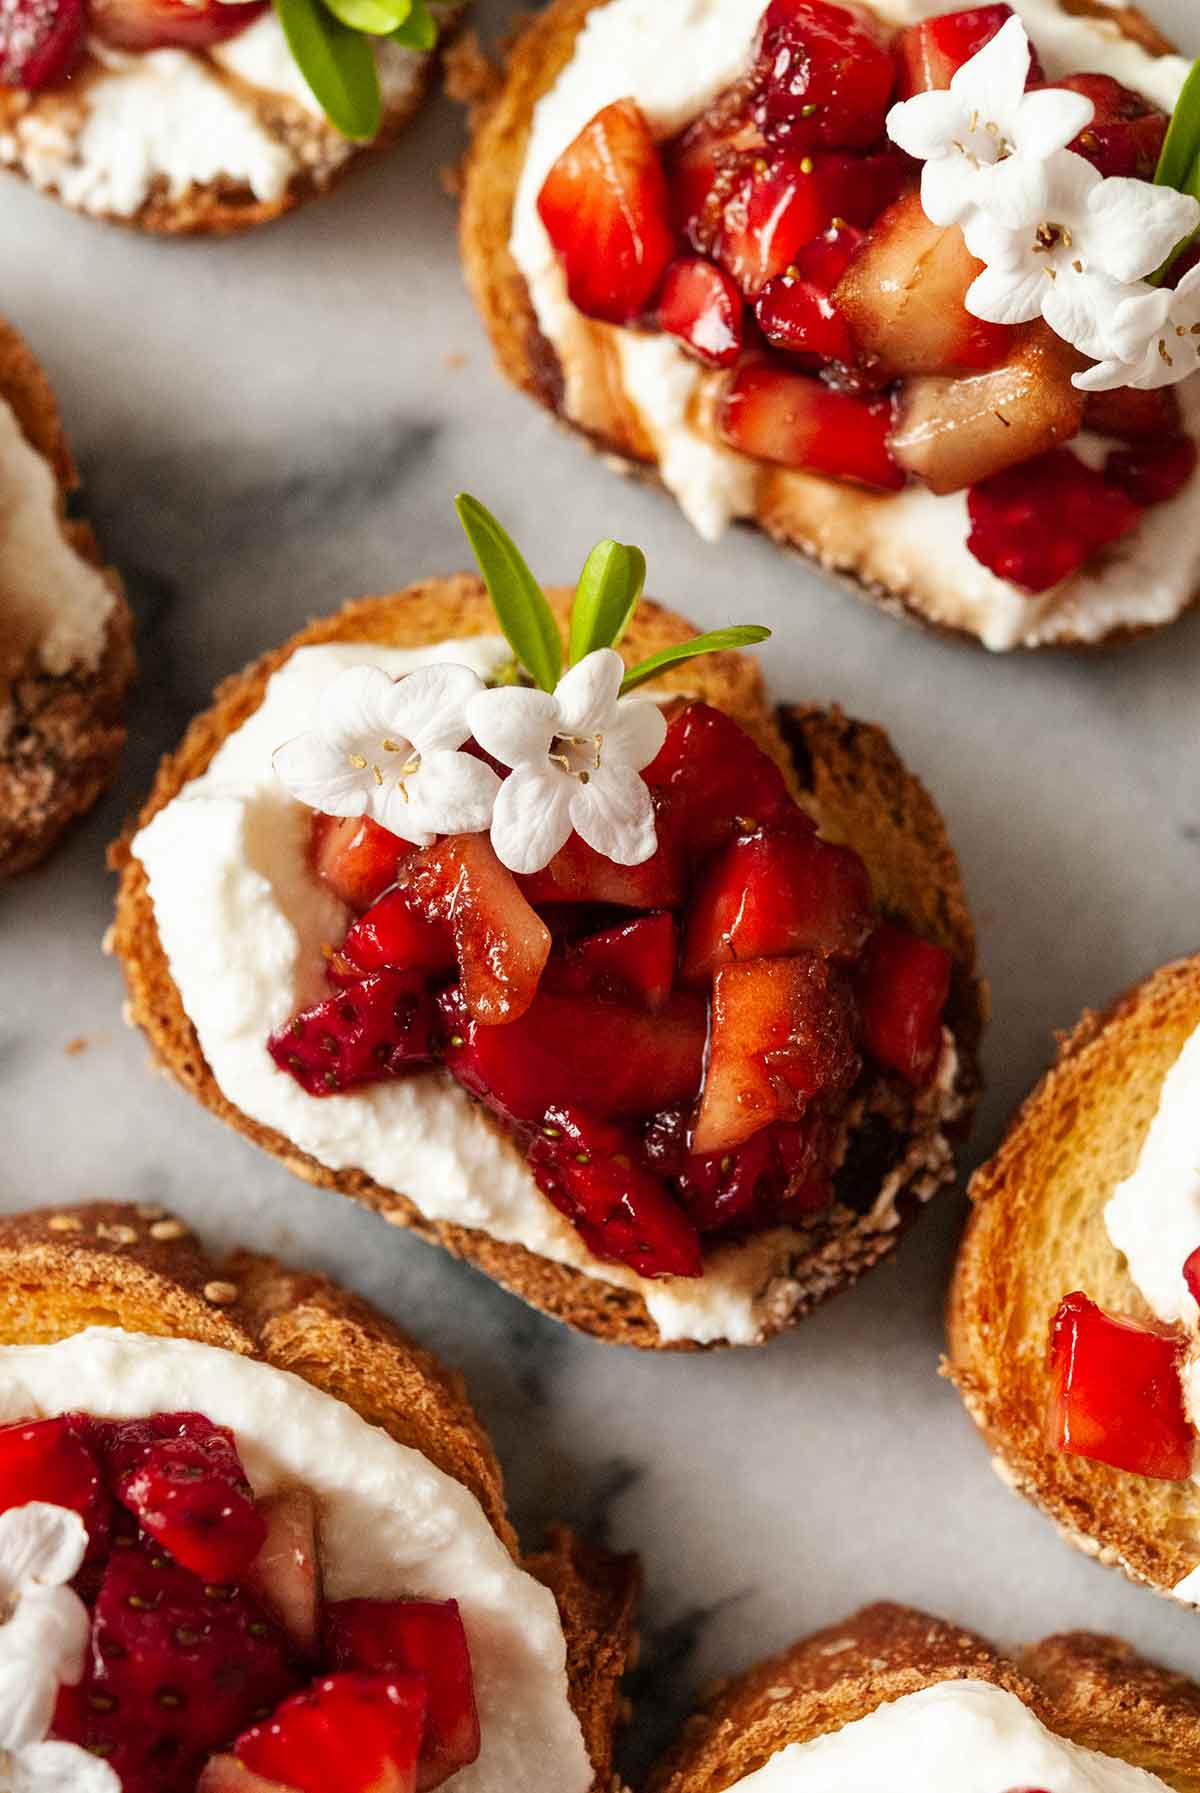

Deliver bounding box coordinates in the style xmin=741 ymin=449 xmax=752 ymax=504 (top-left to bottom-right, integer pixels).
xmin=718 ymin=1679 xmax=1171 ymax=1792
xmin=0 ymin=391 xmax=115 ymax=697
xmin=130 ymin=638 xmax=956 ymax=1346
xmin=0 ymin=1326 xmax=592 ymax=1793
xmin=0 ymin=16 xmax=426 ymax=218
xmin=509 ymin=0 xmax=1200 ymax=650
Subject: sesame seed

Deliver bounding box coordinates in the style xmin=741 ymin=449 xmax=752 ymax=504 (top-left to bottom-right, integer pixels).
xmin=203 ymin=1280 xmax=239 ymax=1307
xmin=47 ymin=1214 xmax=83 ymax=1233
xmin=149 ymin=1219 xmax=188 ymax=1242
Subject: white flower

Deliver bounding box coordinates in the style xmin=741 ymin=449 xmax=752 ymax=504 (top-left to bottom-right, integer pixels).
xmin=886 ymin=16 xmax=1093 ymax=227
xmin=0 ymin=1741 xmax=120 ymax=1791
xmin=466 ymin=649 xmax=667 ymax=875
xmin=0 ymin=1504 xmax=90 ymax=1759
xmin=1073 ymin=263 xmax=1200 ymax=391
xmin=273 ymin=663 xmax=501 ymax=847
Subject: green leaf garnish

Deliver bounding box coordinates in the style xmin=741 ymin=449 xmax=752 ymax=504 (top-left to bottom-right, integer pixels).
xmin=455 ymin=494 xmax=564 ymax=694
xmin=322 ymin=0 xmax=411 ymax=36
xmin=390 ymin=0 xmax=436 ymax=50
xmin=273 ymin=0 xmax=381 ymax=139
xmin=620 ymin=626 xmax=772 ymax=695
xmin=567 ymin=540 xmax=646 ymax=666
xmin=1156 ymin=59 xmax=1200 ymax=193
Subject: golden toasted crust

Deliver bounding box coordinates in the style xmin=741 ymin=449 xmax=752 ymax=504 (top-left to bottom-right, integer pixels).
xmin=647 ymin=1602 xmax=1200 ymax=1793
xmin=458 ymin=0 xmax=1190 ymax=652
xmin=947 ymin=955 xmax=1200 ymax=1601
xmin=0 ymin=319 xmax=133 ymax=877
xmin=110 ymin=575 xmax=979 ymax=1348
xmin=0 ymin=1200 xmax=638 ymax=1790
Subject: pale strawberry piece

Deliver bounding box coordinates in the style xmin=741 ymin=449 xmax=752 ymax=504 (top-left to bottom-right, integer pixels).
xmin=857 ymin=920 xmax=950 ymax=1085
xmin=1084 ymin=386 xmax=1181 ymax=442
xmin=311 ymin=813 xmax=414 ymax=913
xmin=966 ymin=448 xmax=1140 ymax=592
xmin=754 ymin=0 xmax=897 ymax=149
xmin=1054 ymin=72 xmax=1167 ymax=179
xmin=1048 ymin=1292 xmax=1195 ymax=1482
xmin=718 ymin=358 xmax=903 ymax=491
xmin=91 ymin=0 xmax=265 ymax=49
xmin=200 ymin=1760 xmax=296 ymax=1793
xmin=0 ymin=1415 xmax=112 ymax=1556
xmin=551 ymin=912 xmax=678 ymax=1011
xmin=692 ymin=953 xmax=859 ymax=1154
xmin=245 ymin=1490 xmax=322 ymax=1658
xmin=341 ymin=888 xmax=456 ymax=981
xmin=642 ymin=702 xmax=793 ymax=857
xmin=326 ymin=1598 xmax=480 ymax=1789
xmin=0 ymin=0 xmax=84 ymax=88
xmin=233 ymin=1672 xmax=427 ymax=1793
xmin=894 ymin=4 xmax=1038 ymax=97
xmin=537 ymin=98 xmax=676 ymax=324
xmin=657 ymin=256 xmax=745 ymax=367
xmin=398 ymin=834 xmax=551 ymax=1024
xmin=718 ymin=149 xmax=906 ymax=298
xmin=755 ymin=225 xmax=864 ymax=365
xmin=517 ymin=815 xmax=686 ymax=908
xmin=268 ymin=971 xmax=433 ymax=1096
xmin=1105 ymin=436 xmax=1198 ymax=509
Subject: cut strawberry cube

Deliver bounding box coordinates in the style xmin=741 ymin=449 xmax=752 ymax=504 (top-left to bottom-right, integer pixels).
xmin=692 ymin=953 xmax=859 ymax=1154
xmin=857 ymin=920 xmax=950 ymax=1085
xmin=311 ymin=814 xmax=413 ymax=914
xmin=537 ymin=98 xmax=676 ymax=324
xmin=1105 ymin=436 xmax=1198 ymax=509
xmin=528 ymin=1106 xmax=702 ymax=1278
xmin=894 ymin=5 xmax=1040 ymax=97
xmin=91 ymin=0 xmax=264 ymax=49
xmin=1084 ymin=385 xmax=1181 ymax=442
xmin=0 ymin=1415 xmax=111 ymax=1556
xmin=0 ymin=0 xmax=85 ymax=87
xmin=268 ymin=971 xmax=433 ymax=1096
xmin=246 ymin=1490 xmax=321 ymax=1659
xmin=398 ymin=834 xmax=551 ymax=1024
xmin=657 ymin=256 xmax=745 ymax=367
xmin=1048 ymin=1292 xmax=1195 ymax=1482
xmin=643 ymin=702 xmax=794 ymax=856
xmin=341 ymin=888 xmax=456 ymax=981
xmin=667 ymin=90 xmax=763 ymax=257
xmin=552 ymin=912 xmax=678 ymax=1011
xmin=517 ymin=812 xmax=686 ymax=909
xmin=233 ymin=1673 xmax=427 ymax=1793
xmin=835 ymin=192 xmax=1009 ymax=378
xmin=754 ymin=0 xmax=897 ymax=149
xmin=682 ymin=822 xmax=875 ymax=986
xmin=1054 ymin=73 xmax=1168 ymax=180
xmin=966 ymin=448 xmax=1140 ymax=593
xmin=718 ymin=358 xmax=903 ymax=491
xmin=755 ymin=225 xmax=864 ymax=364
xmin=718 ymin=149 xmax=907 ymax=298
xmin=326 ymin=1599 xmax=480 ymax=1790
xmin=645 ymin=1107 xmax=836 ymax=1233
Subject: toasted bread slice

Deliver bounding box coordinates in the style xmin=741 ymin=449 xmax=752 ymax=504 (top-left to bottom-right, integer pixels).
xmin=646 ymin=1601 xmax=1200 ymax=1793
xmin=0 ymin=318 xmax=133 ymax=876
xmin=946 ymin=955 xmax=1200 ymax=1601
xmin=0 ymin=1198 xmax=638 ymax=1789
xmin=459 ymin=0 xmax=1191 ymax=651
xmin=110 ymin=575 xmax=981 ymax=1349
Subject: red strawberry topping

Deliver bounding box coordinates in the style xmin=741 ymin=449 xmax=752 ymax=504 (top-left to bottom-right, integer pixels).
xmin=657 ymin=256 xmax=745 ymax=367
xmin=1104 ymin=435 xmax=1198 ymax=510
xmin=245 ymin=1492 xmax=321 ymax=1659
xmin=0 ymin=0 xmax=84 ymax=88
xmin=966 ymin=449 xmax=1141 ymax=593
xmin=894 ymin=5 xmax=1040 ymax=98
xmin=1185 ymin=1248 xmax=1200 ymax=1308
xmin=753 ymin=0 xmax=897 ymax=150
xmin=267 ymin=971 xmax=433 ymax=1097
xmin=341 ymin=888 xmax=457 ymax=982
xmin=0 ymin=1415 xmax=112 ymax=1556
xmin=1048 ymin=1292 xmax=1196 ymax=1482
xmin=90 ymin=0 xmax=265 ymax=50
xmin=1054 ymin=72 xmax=1168 ymax=180
xmin=551 ymin=912 xmax=678 ymax=1011
xmin=311 ymin=814 xmax=414 ymax=913
xmin=397 ymin=834 xmax=551 ymax=1024
xmin=718 ymin=357 xmax=903 ymax=490
xmin=229 ymin=1673 xmax=426 ymax=1793
xmin=1084 ymin=385 xmax=1181 ymax=443
xmin=326 ymin=1600 xmax=481 ymax=1789
xmin=755 ymin=225 xmax=864 ymax=364
xmin=856 ymin=921 xmax=951 ymax=1087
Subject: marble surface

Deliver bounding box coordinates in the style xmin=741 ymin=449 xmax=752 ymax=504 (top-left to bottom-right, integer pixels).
xmin=2 ymin=1 xmax=1200 ymax=1777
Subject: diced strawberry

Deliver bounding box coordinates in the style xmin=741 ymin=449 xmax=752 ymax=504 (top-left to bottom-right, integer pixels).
xmin=836 ymin=193 xmax=1010 ymax=378
xmin=718 ymin=149 xmax=907 ymax=298
xmin=0 ymin=0 xmax=84 ymax=88
xmin=268 ymin=971 xmax=433 ymax=1097
xmin=311 ymin=814 xmax=413 ymax=914
xmin=551 ymin=913 xmax=678 ymax=1011
xmin=1048 ymin=1292 xmax=1195 ymax=1482
xmin=894 ymin=5 xmax=1040 ymax=98
xmin=966 ymin=448 xmax=1140 ymax=593
xmin=692 ymin=954 xmax=860 ymax=1154
xmin=657 ymin=257 xmax=745 ymax=367
xmin=642 ymin=702 xmax=794 ymax=856
xmin=528 ymin=1106 xmax=702 ymax=1278
xmin=857 ymin=920 xmax=950 ymax=1085
xmin=718 ymin=358 xmax=904 ymax=491
xmin=326 ymin=1599 xmax=480 ymax=1790
xmin=91 ymin=0 xmax=265 ymax=49
xmin=199 ymin=1761 xmax=295 ymax=1793
xmin=1105 ymin=435 xmax=1198 ymax=509
xmin=753 ymin=0 xmax=897 ymax=149
xmin=1185 ymin=1247 xmax=1200 ymax=1307
xmin=682 ymin=821 xmax=875 ymax=986
xmin=537 ymin=99 xmax=676 ymax=324
xmin=755 ymin=225 xmax=864 ymax=365
xmin=397 ymin=834 xmax=551 ymax=1024
xmin=232 ymin=1673 xmax=426 ymax=1793
xmin=1054 ymin=73 xmax=1168 ymax=180
xmin=89 ymin=1411 xmax=266 ymax=1584
xmin=0 ymin=1415 xmax=111 ymax=1557
xmin=1084 ymin=385 xmax=1181 ymax=442
xmin=644 ymin=1107 xmax=836 ymax=1233
xmin=517 ymin=811 xmax=687 ymax=909
xmin=246 ymin=1490 xmax=321 ymax=1659
xmin=341 ymin=888 xmax=456 ymax=982
xmin=667 ymin=89 xmax=763 ymax=257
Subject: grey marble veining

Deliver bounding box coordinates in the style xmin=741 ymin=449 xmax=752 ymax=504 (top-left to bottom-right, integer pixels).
xmin=2 ymin=0 xmax=1200 ymax=1777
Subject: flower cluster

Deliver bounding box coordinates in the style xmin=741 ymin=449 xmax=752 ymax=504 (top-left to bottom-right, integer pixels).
xmin=887 ymin=17 xmax=1200 ymax=391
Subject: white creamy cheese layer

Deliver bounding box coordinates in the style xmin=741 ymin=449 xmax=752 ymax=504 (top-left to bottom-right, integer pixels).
xmin=0 ymin=1327 xmax=591 ymax=1793
xmin=509 ymin=0 xmax=1200 ymax=650
xmin=0 ymin=392 xmax=115 ymax=696
xmin=720 ymin=1680 xmax=1171 ymax=1792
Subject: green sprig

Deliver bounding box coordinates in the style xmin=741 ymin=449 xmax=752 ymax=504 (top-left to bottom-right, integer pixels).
xmin=620 ymin=627 xmax=772 ymax=694
xmin=270 ymin=0 xmax=436 ymax=137
xmin=568 ymin=540 xmax=646 ymax=665
xmin=1153 ymin=58 xmax=1200 ymax=282
xmin=455 ymin=495 xmax=564 ymax=693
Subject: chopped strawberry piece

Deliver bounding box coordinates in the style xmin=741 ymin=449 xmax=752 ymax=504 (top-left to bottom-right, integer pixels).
xmin=528 ymin=1106 xmax=702 ymax=1278
xmin=517 ymin=812 xmax=686 ymax=909
xmin=398 ymin=834 xmax=551 ymax=1024
xmin=1185 ymin=1247 xmax=1200 ymax=1307
xmin=246 ymin=1490 xmax=321 ymax=1659
xmin=966 ymin=448 xmax=1140 ymax=593
xmin=537 ymin=99 xmax=676 ymax=324
xmin=91 ymin=0 xmax=264 ymax=49
xmin=894 ymin=5 xmax=1040 ymax=97
xmin=311 ymin=814 xmax=413 ymax=914
xmin=667 ymin=90 xmax=763 ymax=257
xmin=0 ymin=1415 xmax=111 ymax=1557
xmin=1048 ymin=1292 xmax=1195 ymax=1482
xmin=0 ymin=0 xmax=84 ymax=88
xmin=643 ymin=702 xmax=793 ymax=857
xmin=755 ymin=225 xmax=864 ymax=364
xmin=644 ymin=1107 xmax=836 ymax=1233
xmin=326 ymin=1599 xmax=480 ymax=1790
xmin=693 ymin=953 xmax=859 ymax=1154
xmin=1084 ymin=385 xmax=1180 ymax=442
xmin=657 ymin=256 xmax=745 ymax=367
xmin=718 ymin=149 xmax=907 ymax=298
xmin=753 ymin=0 xmax=897 ymax=149
xmin=233 ymin=1673 xmax=426 ymax=1793
xmin=341 ymin=888 xmax=456 ymax=982
xmin=268 ymin=971 xmax=433 ymax=1097
xmin=1054 ymin=73 xmax=1167 ymax=180
xmin=718 ymin=358 xmax=903 ymax=491
xmin=857 ymin=920 xmax=950 ymax=1085
xmin=199 ymin=1760 xmax=295 ymax=1793
xmin=682 ymin=821 xmax=874 ymax=986
xmin=551 ymin=912 xmax=678 ymax=1011
xmin=1105 ymin=435 xmax=1198 ymax=509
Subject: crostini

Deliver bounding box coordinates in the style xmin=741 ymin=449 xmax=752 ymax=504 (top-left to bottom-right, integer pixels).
xmin=111 ymin=499 xmax=981 ymax=1350
xmin=646 ymin=1600 xmax=1200 ymax=1792
xmin=462 ymin=0 xmax=1200 ymax=650
xmin=0 ymin=316 xmax=132 ymax=877
xmin=0 ymin=1198 xmax=637 ymax=1790
xmin=948 ymin=954 xmax=1200 ymax=1608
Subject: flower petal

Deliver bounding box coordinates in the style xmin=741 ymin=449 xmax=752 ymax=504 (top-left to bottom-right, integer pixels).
xmin=1041 ymin=268 xmax=1135 ymax=360
xmin=383 ymin=663 xmax=483 ymax=755
xmin=552 ymin=648 xmax=624 ymax=736
xmin=316 ymin=665 xmax=400 ymax=757
xmin=405 ymin=750 xmax=501 ymax=839
xmin=960 ymin=205 xmax=1022 ymax=268
xmin=466 ymin=687 xmax=558 ymax=770
xmin=0 ymin=1506 xmax=86 ymax=1593
xmin=964 ymin=261 xmax=1043 ymax=326
xmin=489 ymin=763 xmax=574 ymax=873
xmin=3 ymin=1588 xmax=89 ymax=1688
xmin=1012 ymin=86 xmax=1094 ymax=160
xmin=1085 ymin=177 xmax=1200 ymax=284
xmin=0 ymin=1659 xmax=56 ymax=1753
xmin=11 ymin=1742 xmax=121 ymax=1792
xmin=1072 ymin=355 xmax=1138 ymax=393
xmin=603 ymin=697 xmax=668 ymax=772
xmin=1106 ymin=283 xmax=1173 ymax=362
xmin=272 ymin=730 xmax=370 ymax=817
xmin=375 ymin=783 xmax=435 ymax=846
xmin=951 ymin=14 xmax=1029 ymax=116
xmin=570 ymin=765 xmax=658 ymax=867
xmin=980 ymin=151 xmax=1048 ymax=232
xmin=920 ymin=155 xmax=982 ymax=228
xmin=885 ymin=89 xmax=964 ymax=163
